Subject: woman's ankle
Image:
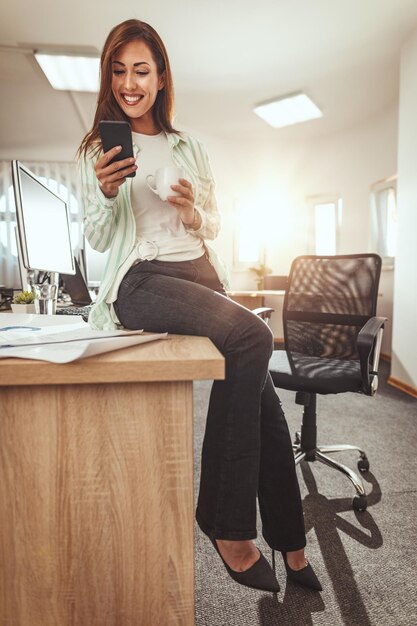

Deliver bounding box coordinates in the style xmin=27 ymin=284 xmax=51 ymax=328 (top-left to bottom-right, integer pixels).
xmin=285 ymin=548 xmax=308 ymax=571
xmin=216 ymin=539 xmax=259 ymax=572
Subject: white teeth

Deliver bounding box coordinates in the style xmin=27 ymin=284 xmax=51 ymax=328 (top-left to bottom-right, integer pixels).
xmin=123 ymin=95 xmax=142 ymax=104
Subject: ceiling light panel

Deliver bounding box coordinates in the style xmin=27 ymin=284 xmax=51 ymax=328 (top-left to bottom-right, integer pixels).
xmin=35 ymin=53 xmax=100 ymax=92
xmin=253 ymin=93 xmax=322 ymax=128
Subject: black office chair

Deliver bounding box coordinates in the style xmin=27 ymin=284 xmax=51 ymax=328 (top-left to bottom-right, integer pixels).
xmin=268 ymin=254 xmax=385 ymax=511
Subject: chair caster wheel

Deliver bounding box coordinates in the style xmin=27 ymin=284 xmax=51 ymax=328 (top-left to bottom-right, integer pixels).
xmin=358 ymin=457 xmax=370 ymax=473
xmin=353 ymin=495 xmax=367 ymax=511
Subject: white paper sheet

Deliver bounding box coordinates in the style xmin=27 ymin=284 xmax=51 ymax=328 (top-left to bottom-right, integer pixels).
xmin=0 ymin=313 xmax=167 ymax=363
xmin=0 ymin=334 xmax=167 ymax=363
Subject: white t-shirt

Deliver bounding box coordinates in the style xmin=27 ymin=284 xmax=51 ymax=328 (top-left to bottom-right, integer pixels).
xmin=107 ymin=132 xmax=205 ymax=302
xmin=131 ymin=131 xmax=203 ymax=261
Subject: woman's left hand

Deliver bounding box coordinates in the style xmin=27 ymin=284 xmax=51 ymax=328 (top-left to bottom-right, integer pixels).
xmin=167 ymin=178 xmax=196 ymax=225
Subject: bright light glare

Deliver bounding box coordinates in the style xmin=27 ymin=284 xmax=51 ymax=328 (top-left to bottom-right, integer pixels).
xmin=35 ymin=53 xmax=100 ymax=92
xmin=254 ymin=93 xmax=322 ymax=129
xmin=315 ymin=203 xmax=336 ymax=255
xmin=236 ymin=189 xmax=296 ymax=264
xmin=237 ymin=202 xmax=263 ymax=262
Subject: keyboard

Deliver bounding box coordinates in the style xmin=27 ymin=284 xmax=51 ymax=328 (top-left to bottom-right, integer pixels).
xmin=56 ymin=304 xmax=93 ymax=321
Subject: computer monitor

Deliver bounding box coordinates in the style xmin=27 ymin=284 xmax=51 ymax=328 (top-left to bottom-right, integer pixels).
xmin=11 ymin=161 xmax=75 ymax=276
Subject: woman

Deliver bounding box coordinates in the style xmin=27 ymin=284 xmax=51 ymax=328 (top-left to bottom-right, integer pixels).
xmin=78 ymin=18 xmax=321 ymax=593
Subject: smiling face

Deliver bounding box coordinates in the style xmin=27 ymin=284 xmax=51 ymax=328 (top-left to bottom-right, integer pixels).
xmin=111 ymin=39 xmax=165 ymax=134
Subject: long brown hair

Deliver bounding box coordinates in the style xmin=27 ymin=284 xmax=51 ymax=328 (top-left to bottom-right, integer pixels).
xmin=78 ymin=19 xmax=178 ymax=157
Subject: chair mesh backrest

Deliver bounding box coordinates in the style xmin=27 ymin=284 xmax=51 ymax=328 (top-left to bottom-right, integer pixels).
xmin=284 ymin=255 xmax=382 ymax=360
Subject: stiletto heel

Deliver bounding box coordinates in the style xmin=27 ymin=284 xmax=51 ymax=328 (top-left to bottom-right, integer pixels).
xmin=281 ymin=551 xmax=322 ymax=591
xmin=209 ymin=537 xmax=280 ymax=593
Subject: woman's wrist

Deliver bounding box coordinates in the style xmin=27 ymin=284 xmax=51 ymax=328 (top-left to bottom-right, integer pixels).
xmin=182 ymin=208 xmax=201 ymax=229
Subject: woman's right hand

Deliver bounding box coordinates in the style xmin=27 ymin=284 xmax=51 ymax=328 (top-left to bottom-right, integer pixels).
xmin=94 ymin=146 xmax=137 ymax=198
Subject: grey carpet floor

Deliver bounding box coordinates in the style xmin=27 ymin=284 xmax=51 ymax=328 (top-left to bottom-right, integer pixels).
xmin=192 ymin=361 xmax=417 ymax=626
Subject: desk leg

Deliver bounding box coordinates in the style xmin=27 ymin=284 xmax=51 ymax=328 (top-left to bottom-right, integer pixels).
xmin=0 ymin=381 xmax=194 ymax=626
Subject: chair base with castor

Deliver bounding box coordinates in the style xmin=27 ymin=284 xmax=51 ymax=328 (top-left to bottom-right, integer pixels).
xmin=292 ymin=391 xmax=369 ymax=511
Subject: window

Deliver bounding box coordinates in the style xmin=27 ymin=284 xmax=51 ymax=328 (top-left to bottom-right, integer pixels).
xmin=0 ymin=161 xmax=84 ymax=289
xmin=0 ymin=185 xmax=18 ymax=283
xmin=233 ymin=199 xmax=264 ymax=268
xmin=370 ymin=177 xmax=397 ymax=264
xmin=308 ymin=196 xmax=342 ymax=255
xmin=233 ymin=190 xmax=296 ymax=270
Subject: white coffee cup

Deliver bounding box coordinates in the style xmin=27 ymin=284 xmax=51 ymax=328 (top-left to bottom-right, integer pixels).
xmin=146 ymin=165 xmax=187 ymax=202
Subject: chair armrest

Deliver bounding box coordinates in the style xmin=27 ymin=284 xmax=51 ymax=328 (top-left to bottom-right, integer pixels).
xmin=252 ymin=307 xmax=274 ymax=323
xmin=357 ymin=316 xmax=386 ymax=395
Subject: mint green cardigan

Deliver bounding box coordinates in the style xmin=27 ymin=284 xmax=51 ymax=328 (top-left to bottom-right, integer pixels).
xmin=79 ymin=131 xmax=229 ymax=330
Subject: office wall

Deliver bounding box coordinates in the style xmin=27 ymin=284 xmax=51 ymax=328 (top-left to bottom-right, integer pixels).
xmin=391 ymin=27 xmax=417 ymax=390
xmin=295 ymin=105 xmax=398 ymax=253
xmin=194 ymin=106 xmax=398 ymax=351
xmin=193 ymin=103 xmax=397 ymax=290
xmin=292 ymin=104 xmax=398 ymax=357
xmin=191 ymin=130 xmax=310 ymax=290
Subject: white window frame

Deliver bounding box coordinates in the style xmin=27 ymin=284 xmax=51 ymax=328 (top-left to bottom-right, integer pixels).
xmin=370 ymin=175 xmax=397 ymax=267
xmin=307 ymin=195 xmax=342 ymax=256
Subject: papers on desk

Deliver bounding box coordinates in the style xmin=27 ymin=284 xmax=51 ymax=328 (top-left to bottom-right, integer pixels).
xmin=0 ymin=313 xmax=167 ymax=363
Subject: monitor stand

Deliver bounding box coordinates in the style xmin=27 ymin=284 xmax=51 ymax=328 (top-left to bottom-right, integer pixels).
xmin=15 ymin=227 xmax=60 ymax=314
xmin=49 ymin=272 xmax=60 ymax=314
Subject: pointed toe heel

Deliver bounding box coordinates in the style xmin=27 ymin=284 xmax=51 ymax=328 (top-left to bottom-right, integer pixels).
xmin=278 ymin=550 xmax=322 ymax=591
xmin=210 ymin=538 xmax=280 ymax=593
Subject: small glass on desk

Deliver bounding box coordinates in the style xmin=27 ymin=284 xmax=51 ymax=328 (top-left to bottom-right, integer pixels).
xmin=32 ymin=283 xmax=58 ymax=315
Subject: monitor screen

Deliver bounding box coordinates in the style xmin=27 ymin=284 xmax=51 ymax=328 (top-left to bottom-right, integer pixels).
xmin=61 ymin=257 xmax=92 ymax=305
xmin=85 ymin=243 xmax=109 ymax=287
xmin=11 ymin=161 xmax=75 ymax=275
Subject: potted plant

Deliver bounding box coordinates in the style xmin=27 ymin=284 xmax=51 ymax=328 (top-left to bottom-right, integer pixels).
xmin=11 ymin=290 xmax=36 ymax=314
xmin=249 ymin=263 xmax=273 ymax=290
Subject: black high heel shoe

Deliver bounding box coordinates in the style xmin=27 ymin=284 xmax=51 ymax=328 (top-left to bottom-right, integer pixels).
xmin=210 ymin=537 xmax=280 ymax=593
xmin=273 ymin=550 xmax=322 ymax=591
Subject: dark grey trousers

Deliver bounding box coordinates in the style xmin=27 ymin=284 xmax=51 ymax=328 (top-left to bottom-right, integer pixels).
xmin=114 ymin=254 xmax=305 ymax=550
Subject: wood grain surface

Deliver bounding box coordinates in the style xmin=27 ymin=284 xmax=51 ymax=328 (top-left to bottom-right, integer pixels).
xmin=0 ymin=381 xmax=195 ymax=625
xmin=0 ymin=334 xmax=224 ymax=386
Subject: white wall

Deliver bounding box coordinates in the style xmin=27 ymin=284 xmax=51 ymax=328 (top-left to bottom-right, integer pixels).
xmin=297 ymin=106 xmax=398 ymax=252
xmin=391 ymin=28 xmax=417 ymax=388
xmin=198 ymin=105 xmax=398 ymax=349
xmin=294 ymin=105 xmax=398 ymax=356
xmin=200 ymin=103 xmax=397 ymax=271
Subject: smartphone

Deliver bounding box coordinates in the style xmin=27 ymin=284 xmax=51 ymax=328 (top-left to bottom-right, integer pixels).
xmin=98 ymin=120 xmax=136 ymax=177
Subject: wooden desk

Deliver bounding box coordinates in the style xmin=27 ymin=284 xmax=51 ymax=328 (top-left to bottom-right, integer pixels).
xmin=227 ymin=289 xmax=285 ymax=310
xmin=0 ymin=335 xmax=224 ymax=626
xmin=227 ymin=290 xmax=286 ymax=343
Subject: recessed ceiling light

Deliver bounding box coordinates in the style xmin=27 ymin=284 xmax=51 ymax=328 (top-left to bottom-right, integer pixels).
xmin=253 ymin=92 xmax=323 ymax=128
xmin=34 ymin=52 xmax=100 ymax=93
